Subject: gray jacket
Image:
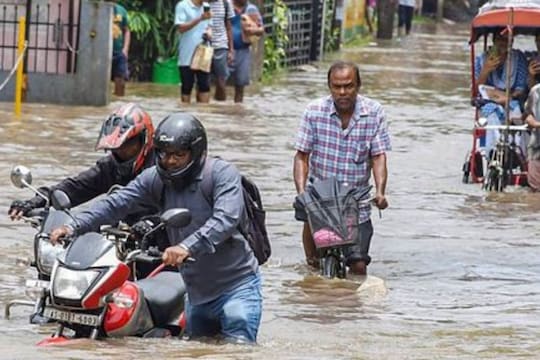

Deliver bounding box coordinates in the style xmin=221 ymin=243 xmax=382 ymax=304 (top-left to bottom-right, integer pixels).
xmin=72 ymin=158 xmax=258 ymax=305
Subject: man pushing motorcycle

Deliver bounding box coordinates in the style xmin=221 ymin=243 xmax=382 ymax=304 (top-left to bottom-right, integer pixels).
xmin=49 ymin=113 xmax=263 ymax=344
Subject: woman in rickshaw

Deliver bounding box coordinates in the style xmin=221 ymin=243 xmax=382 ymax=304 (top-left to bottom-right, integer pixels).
xmin=474 ymin=30 xmax=528 ymax=153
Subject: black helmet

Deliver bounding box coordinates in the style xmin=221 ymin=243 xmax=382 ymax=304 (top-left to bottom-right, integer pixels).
xmin=154 ymin=113 xmax=208 ymax=189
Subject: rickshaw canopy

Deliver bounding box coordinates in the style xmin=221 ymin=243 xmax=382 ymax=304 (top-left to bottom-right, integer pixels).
xmin=470 ymin=1 xmax=540 ymax=43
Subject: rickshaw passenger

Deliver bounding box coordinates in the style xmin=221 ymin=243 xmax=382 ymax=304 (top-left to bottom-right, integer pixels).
xmin=474 ymin=31 xmax=528 ymax=153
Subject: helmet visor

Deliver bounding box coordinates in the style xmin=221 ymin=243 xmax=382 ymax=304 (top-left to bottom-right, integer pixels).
xmin=96 ymin=115 xmax=135 ymax=151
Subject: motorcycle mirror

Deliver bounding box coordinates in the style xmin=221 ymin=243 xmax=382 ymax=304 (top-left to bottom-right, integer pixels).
xmin=50 ymin=190 xmax=72 ymax=210
xmin=10 ymin=165 xmax=50 ymax=206
xmin=161 ymin=208 xmax=192 ymax=228
xmin=10 ymin=165 xmax=32 ymax=188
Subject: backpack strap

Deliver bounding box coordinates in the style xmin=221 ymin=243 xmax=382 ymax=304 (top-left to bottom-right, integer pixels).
xmin=149 ymin=169 xmax=165 ymax=206
xmin=200 ymin=156 xmax=249 ymax=239
xmin=200 ymin=157 xmax=217 ymax=206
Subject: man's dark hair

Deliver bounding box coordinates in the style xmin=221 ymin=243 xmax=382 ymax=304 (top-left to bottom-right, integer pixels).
xmin=327 ymin=61 xmax=362 ymax=89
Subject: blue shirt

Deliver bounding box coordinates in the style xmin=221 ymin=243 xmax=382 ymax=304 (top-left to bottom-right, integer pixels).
xmin=71 ymin=159 xmax=258 ymax=305
xmin=175 ymin=0 xmax=212 ymax=66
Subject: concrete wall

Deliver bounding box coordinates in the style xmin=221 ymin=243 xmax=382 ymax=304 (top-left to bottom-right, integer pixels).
xmin=0 ymin=1 xmax=112 ymax=106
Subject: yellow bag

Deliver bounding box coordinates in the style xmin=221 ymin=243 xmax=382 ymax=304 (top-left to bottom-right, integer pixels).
xmin=190 ymin=41 xmax=214 ymax=73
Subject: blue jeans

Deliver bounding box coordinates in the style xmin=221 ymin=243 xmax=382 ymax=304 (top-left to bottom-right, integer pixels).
xmin=184 ymin=272 xmax=262 ymax=343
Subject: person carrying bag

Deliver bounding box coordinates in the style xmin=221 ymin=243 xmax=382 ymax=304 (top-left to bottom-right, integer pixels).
xmin=191 ymin=36 xmax=214 ymax=73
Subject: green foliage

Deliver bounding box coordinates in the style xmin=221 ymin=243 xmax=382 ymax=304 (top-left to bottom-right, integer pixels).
xmin=117 ymin=0 xmax=178 ymax=80
xmin=263 ymin=0 xmax=288 ymax=78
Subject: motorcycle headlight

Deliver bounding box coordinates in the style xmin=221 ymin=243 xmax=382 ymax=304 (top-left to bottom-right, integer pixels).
xmin=52 ymin=267 xmax=100 ymax=300
xmin=37 ymin=238 xmax=65 ymax=275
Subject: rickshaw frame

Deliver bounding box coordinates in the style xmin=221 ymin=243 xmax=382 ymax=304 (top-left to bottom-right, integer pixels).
xmin=464 ymin=5 xmax=540 ymax=189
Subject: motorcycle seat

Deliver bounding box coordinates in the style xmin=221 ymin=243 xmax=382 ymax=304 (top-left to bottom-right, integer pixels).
xmin=137 ymin=271 xmax=186 ymax=327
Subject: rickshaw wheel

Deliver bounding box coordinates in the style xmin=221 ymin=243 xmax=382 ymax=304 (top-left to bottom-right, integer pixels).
xmin=484 ymin=165 xmax=505 ymax=192
xmin=462 ymin=163 xmax=470 ymax=184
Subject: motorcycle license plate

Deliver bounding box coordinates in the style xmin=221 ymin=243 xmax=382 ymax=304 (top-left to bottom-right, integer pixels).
xmin=43 ymin=307 xmax=99 ymax=327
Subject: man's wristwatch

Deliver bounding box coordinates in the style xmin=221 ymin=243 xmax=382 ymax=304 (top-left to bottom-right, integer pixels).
xmin=178 ymin=243 xmax=191 ymax=255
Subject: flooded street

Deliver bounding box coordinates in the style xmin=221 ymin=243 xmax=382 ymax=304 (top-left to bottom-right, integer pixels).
xmin=1 ymin=23 xmax=540 ymax=359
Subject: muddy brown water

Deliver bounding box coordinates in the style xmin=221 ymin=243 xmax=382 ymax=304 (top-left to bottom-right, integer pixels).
xmin=0 ymin=24 xmax=539 ymax=359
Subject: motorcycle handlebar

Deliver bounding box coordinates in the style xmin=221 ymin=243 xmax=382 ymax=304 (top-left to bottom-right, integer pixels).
xmin=358 ymin=196 xmax=376 ymax=206
xmin=20 ymin=208 xmax=46 ymax=227
xmin=101 ymin=226 xmax=131 ymax=238
xmin=26 ymin=208 xmax=46 ymax=218
xmin=134 ymin=252 xmax=163 ymax=264
xmin=134 ymin=248 xmax=196 ymax=264
xmin=359 ymin=196 xmax=384 ymax=218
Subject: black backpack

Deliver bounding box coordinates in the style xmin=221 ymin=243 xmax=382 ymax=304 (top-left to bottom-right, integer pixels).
xmin=200 ymin=157 xmax=271 ymax=265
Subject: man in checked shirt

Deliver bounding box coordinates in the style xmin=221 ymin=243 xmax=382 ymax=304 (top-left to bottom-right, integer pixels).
xmin=293 ymin=60 xmax=391 ymax=276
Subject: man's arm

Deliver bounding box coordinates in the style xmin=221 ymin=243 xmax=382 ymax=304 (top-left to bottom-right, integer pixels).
xmin=70 ymin=168 xmax=158 ymax=234
xmin=177 ymin=10 xmax=211 ymax=33
xmin=50 ymin=168 xmax=159 ymax=244
xmin=180 ymin=161 xmax=244 ymax=257
xmin=371 ymin=153 xmax=388 ymax=209
xmin=8 ymin=158 xmax=116 ymax=220
xmin=50 ymin=157 xmax=117 ymax=207
xmin=293 ymin=151 xmax=309 ymax=194
xmin=226 ymin=18 xmax=234 ymax=62
xmin=475 ymin=54 xmax=501 ymax=87
xmin=226 ymin=1 xmax=234 ymax=62
xmin=122 ymin=26 xmax=130 ymax=57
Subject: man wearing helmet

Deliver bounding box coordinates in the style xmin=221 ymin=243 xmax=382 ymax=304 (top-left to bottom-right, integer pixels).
xmin=50 ymin=113 xmax=262 ymax=343
xmin=8 ymin=103 xmax=156 ymax=221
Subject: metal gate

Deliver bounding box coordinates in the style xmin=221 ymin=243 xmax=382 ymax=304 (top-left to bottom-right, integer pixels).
xmin=283 ymin=0 xmax=319 ymax=67
xmin=263 ymin=0 xmax=323 ymax=68
xmin=0 ymin=0 xmax=80 ymax=74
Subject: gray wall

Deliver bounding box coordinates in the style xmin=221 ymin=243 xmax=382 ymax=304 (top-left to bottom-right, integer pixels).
xmin=0 ymin=1 xmax=112 ymax=106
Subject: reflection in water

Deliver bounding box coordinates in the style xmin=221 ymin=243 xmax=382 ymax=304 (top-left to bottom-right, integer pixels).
xmin=0 ymin=23 xmax=539 ymax=359
xmin=280 ymin=274 xmax=387 ymax=324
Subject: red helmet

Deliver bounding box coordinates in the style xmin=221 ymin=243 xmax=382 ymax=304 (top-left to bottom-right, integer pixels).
xmin=95 ymin=103 xmax=154 ymax=175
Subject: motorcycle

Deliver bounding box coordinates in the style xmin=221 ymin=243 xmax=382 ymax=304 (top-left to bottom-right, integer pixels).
xmin=37 ymin=203 xmax=190 ymax=344
xmin=6 ymin=166 xmax=190 ymax=343
xmin=5 ymin=166 xmax=142 ymax=323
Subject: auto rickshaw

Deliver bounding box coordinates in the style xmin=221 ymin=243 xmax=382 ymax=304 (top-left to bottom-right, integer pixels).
xmin=462 ymin=2 xmax=540 ymax=191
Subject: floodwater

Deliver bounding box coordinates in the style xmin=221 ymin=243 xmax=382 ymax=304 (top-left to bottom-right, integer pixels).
xmin=1 ymin=23 xmax=540 ymax=359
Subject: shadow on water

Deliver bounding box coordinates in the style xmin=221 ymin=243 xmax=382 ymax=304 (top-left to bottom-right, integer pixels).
xmin=0 ymin=22 xmax=539 ymax=359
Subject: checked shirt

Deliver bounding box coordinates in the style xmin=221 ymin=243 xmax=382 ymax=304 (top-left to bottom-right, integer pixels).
xmin=295 ymin=94 xmax=391 ymax=223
